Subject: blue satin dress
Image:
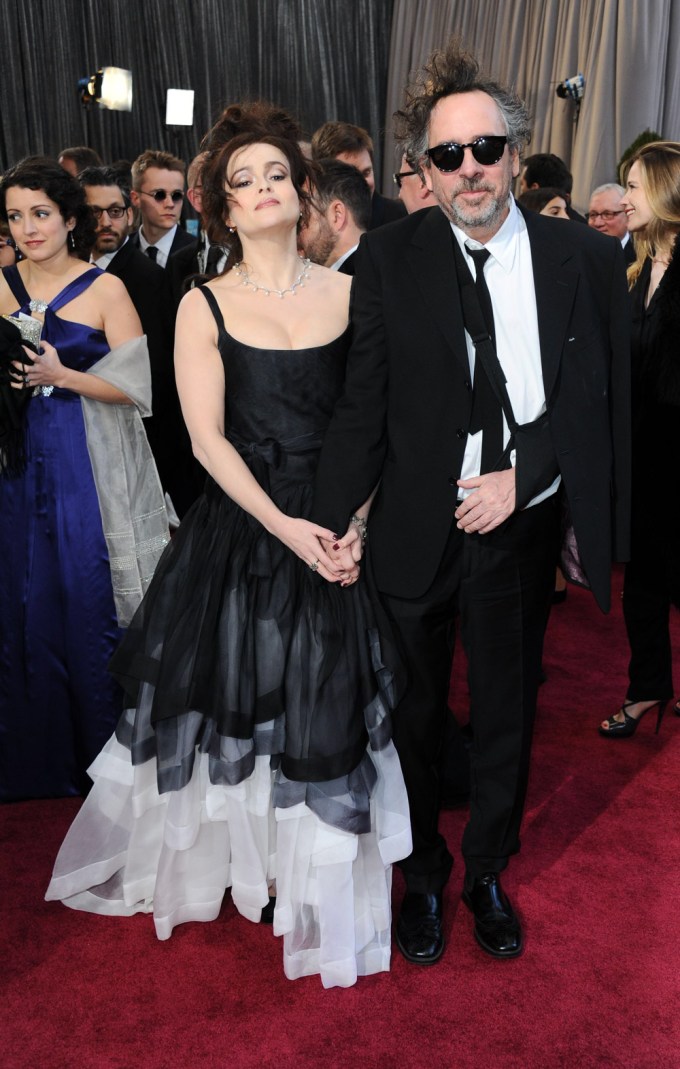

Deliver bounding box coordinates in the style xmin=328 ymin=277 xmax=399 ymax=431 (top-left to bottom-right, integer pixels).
xmin=0 ymin=266 xmax=123 ymax=801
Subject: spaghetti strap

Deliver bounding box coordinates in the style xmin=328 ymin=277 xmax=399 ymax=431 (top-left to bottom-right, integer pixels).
xmin=198 ymin=285 xmax=227 ymax=339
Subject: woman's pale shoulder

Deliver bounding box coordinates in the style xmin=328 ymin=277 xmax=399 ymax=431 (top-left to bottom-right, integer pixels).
xmin=90 ymin=269 xmax=128 ymax=300
xmin=310 ymin=263 xmax=351 ymax=296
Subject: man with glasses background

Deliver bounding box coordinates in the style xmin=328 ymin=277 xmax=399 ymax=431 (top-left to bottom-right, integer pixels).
xmin=394 ymin=151 xmax=438 ymax=214
xmin=129 ymin=150 xmax=195 ymax=267
xmin=313 ymin=37 xmax=630 ymax=967
xmin=80 ymin=166 xmax=200 ymax=518
xmin=587 ymin=183 xmax=636 ymax=264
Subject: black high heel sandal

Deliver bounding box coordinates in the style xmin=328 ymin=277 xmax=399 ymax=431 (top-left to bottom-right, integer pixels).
xmin=599 ymin=699 xmax=669 ymax=739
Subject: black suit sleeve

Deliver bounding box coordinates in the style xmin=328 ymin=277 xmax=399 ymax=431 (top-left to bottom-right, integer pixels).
xmin=312 ymin=236 xmax=388 ymax=534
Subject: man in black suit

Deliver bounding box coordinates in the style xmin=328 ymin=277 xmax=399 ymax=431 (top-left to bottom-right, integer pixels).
xmin=587 ymin=183 xmax=636 ymax=265
xmin=129 ymin=150 xmax=197 ymax=267
xmin=311 ymin=120 xmax=407 ymax=230
xmin=312 ymin=40 xmax=630 ymax=965
xmin=299 ymin=158 xmax=371 ymax=275
xmin=80 ymin=166 xmax=202 ymax=517
xmin=519 ymin=152 xmax=587 ymax=224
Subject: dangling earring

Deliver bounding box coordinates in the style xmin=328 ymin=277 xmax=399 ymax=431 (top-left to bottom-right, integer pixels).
xmin=68 ymin=231 xmax=75 ymax=251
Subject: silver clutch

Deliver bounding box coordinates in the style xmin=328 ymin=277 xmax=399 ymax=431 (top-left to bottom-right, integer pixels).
xmin=1 ymin=312 xmax=43 ymax=352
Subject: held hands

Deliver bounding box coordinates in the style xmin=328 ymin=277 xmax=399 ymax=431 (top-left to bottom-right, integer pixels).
xmin=274 ymin=515 xmax=360 ymax=585
xmin=455 ymin=468 xmax=516 ymax=534
xmin=319 ymin=523 xmax=364 ymax=586
xmin=10 ymin=341 xmax=65 ymax=391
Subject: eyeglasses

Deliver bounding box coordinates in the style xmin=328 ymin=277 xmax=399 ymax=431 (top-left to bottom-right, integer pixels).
xmin=585 ymin=210 xmax=625 ymax=222
xmin=425 ymin=136 xmax=508 ymax=173
xmin=90 ymin=205 xmax=128 ymax=220
xmin=393 ymin=170 xmax=418 ymax=189
xmin=139 ymin=189 xmax=184 ymax=203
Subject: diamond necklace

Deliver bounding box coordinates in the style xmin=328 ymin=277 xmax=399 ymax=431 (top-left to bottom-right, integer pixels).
xmin=232 ymin=257 xmax=311 ymax=298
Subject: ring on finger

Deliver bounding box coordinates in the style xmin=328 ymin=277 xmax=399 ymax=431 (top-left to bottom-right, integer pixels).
xmin=309 ymin=559 xmax=320 ymax=572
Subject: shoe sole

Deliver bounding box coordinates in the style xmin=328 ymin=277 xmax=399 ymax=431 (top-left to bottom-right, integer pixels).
xmin=395 ymin=929 xmax=445 ymax=966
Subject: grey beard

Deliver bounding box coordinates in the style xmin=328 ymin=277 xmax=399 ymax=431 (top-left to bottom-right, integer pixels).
xmin=441 ymin=178 xmax=511 ymax=233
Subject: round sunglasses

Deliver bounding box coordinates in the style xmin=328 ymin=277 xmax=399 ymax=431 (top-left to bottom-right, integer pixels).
xmin=426 ymin=136 xmax=508 ymax=173
xmin=139 ymin=189 xmax=184 ymax=203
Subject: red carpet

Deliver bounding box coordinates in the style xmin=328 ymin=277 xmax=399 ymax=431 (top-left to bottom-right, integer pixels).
xmin=2 ymin=567 xmax=679 ymax=1069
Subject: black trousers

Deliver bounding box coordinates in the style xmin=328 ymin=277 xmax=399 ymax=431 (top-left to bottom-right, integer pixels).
xmin=623 ymin=513 xmax=676 ymax=702
xmin=381 ymin=495 xmax=559 ymax=894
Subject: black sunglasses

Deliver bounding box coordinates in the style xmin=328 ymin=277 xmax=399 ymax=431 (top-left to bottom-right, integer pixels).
xmin=426 ymin=136 xmax=508 ymax=173
xmin=140 ymin=189 xmax=184 ymax=203
xmin=393 ymin=170 xmax=418 ymax=189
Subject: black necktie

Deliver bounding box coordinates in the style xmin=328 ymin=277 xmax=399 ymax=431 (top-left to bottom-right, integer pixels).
xmin=205 ymin=244 xmax=222 ymax=274
xmin=146 ymin=246 xmax=158 ymax=263
xmin=466 ymin=245 xmax=504 ymax=473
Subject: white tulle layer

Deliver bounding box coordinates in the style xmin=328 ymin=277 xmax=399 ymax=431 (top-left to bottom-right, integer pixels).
xmin=46 ymin=737 xmax=412 ymax=989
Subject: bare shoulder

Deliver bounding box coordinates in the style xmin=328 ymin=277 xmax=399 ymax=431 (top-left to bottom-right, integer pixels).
xmin=308 ymin=263 xmax=351 ymax=307
xmin=90 ymin=270 xmax=128 ymax=301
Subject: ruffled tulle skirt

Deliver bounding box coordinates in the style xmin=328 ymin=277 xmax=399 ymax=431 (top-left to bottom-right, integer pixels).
xmin=45 ymin=735 xmax=410 ymax=988
xmin=45 ymin=471 xmax=412 ymax=987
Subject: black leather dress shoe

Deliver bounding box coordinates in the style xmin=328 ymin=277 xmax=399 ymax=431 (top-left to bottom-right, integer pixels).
xmin=462 ymin=874 xmax=523 ymax=958
xmin=395 ymin=891 xmax=444 ymax=965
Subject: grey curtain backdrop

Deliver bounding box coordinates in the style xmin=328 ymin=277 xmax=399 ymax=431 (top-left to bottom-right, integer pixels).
xmin=384 ymin=0 xmax=680 ymax=211
xmin=3 ymin=1 xmax=679 ymax=212
xmin=0 ymin=0 xmax=393 ymax=178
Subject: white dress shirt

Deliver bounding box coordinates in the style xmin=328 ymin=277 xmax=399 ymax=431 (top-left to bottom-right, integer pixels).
xmin=452 ymin=198 xmax=560 ymax=507
xmin=137 ymin=225 xmax=178 ymax=269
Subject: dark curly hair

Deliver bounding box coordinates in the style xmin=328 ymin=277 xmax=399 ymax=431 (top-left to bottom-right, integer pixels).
xmin=394 ymin=37 xmax=532 ymax=169
xmin=0 ymin=156 xmax=97 ymax=258
xmin=199 ymin=102 xmax=315 ymax=266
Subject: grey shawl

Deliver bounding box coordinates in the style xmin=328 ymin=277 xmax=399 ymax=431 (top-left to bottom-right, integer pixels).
xmin=80 ymin=335 xmax=169 ymax=626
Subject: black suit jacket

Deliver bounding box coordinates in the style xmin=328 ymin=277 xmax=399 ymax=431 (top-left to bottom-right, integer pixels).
xmin=369 ymin=191 xmax=407 ymax=230
xmin=313 ymin=204 xmax=631 ymax=611
xmin=167 ymin=240 xmax=201 ymax=308
xmin=106 ymin=239 xmax=203 ymax=515
xmin=622 ymin=237 xmax=636 ymax=265
xmin=130 ymin=225 xmax=198 ymax=264
xmin=336 ymin=250 xmax=357 ymax=276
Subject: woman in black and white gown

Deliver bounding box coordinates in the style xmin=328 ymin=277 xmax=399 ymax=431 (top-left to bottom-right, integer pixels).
xmin=46 ymin=104 xmax=411 ymax=989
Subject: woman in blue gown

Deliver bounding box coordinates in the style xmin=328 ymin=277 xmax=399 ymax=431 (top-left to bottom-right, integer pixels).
xmin=0 ymin=158 xmax=167 ymax=801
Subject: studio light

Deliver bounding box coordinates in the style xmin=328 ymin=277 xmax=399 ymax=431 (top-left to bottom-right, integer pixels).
xmin=78 ymin=67 xmax=133 ymax=111
xmin=555 ymin=73 xmax=585 ymax=102
xmin=166 ymin=89 xmax=195 ymax=126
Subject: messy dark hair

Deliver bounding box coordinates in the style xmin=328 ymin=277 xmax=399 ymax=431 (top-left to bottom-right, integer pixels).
xmin=311 ymin=158 xmax=372 ymax=233
xmin=199 ymin=101 xmax=315 ymax=267
xmin=394 ymin=37 xmax=531 ymax=168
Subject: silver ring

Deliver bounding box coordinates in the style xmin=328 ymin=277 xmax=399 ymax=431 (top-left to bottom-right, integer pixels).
xmin=309 ymin=559 xmax=319 ymax=572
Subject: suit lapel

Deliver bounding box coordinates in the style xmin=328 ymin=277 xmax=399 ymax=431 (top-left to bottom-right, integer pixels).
xmin=522 ymin=208 xmax=580 ymax=405
xmin=406 ymin=207 xmax=469 ymax=375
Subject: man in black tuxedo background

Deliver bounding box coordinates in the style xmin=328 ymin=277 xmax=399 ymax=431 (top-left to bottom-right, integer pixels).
xmin=310 ymin=120 xmax=407 ymax=231
xmin=129 ymin=150 xmax=196 ymax=267
xmin=312 ymin=39 xmax=630 ymax=965
xmin=299 ymin=158 xmax=371 ymax=275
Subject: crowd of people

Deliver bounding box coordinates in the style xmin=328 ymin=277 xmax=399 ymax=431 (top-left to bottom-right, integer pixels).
xmin=1 ymin=36 xmax=678 ymax=989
